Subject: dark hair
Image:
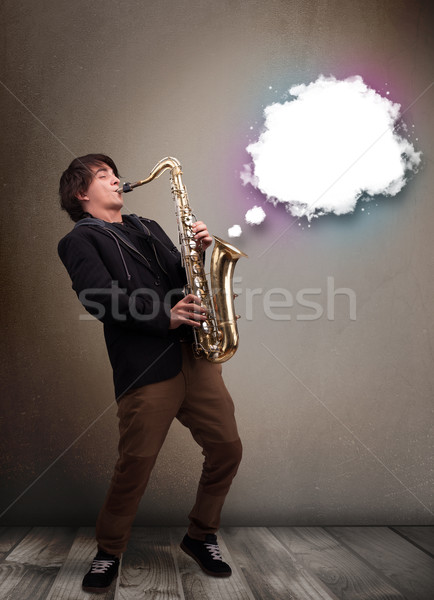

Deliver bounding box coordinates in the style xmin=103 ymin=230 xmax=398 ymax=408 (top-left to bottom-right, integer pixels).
xmin=59 ymin=154 xmax=119 ymax=222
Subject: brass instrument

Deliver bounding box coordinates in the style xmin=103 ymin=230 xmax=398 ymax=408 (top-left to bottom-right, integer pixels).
xmin=117 ymin=157 xmax=247 ymax=363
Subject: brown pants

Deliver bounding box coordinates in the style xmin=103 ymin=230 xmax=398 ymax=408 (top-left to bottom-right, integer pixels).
xmin=96 ymin=343 xmax=242 ymax=556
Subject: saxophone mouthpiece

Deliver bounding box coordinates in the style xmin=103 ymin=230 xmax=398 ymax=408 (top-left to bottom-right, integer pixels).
xmin=117 ymin=182 xmax=134 ymax=193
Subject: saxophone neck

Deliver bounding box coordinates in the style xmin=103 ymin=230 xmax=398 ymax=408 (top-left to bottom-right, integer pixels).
xmin=116 ymin=157 xmax=182 ymax=193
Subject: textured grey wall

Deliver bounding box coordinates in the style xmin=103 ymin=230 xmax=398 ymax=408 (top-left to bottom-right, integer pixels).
xmin=1 ymin=0 xmax=433 ymax=526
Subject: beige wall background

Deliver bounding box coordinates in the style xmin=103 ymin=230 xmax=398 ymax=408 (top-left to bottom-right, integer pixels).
xmin=1 ymin=0 xmax=433 ymax=526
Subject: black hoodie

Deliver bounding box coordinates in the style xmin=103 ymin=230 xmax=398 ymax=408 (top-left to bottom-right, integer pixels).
xmin=58 ymin=214 xmax=189 ymax=399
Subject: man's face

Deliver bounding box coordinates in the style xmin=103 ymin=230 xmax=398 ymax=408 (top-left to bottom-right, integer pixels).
xmin=80 ymin=164 xmax=123 ymax=213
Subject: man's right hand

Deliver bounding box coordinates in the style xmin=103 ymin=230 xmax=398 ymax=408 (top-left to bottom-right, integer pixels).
xmin=169 ymin=294 xmax=208 ymax=329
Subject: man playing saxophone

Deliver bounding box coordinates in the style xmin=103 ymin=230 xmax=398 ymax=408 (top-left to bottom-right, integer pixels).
xmin=58 ymin=154 xmax=242 ymax=594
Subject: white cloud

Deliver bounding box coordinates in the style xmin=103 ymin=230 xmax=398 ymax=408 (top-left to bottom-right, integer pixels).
xmin=241 ymin=75 xmax=421 ymax=220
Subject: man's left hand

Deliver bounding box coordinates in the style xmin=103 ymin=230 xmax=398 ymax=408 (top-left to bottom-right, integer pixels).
xmin=192 ymin=221 xmax=213 ymax=251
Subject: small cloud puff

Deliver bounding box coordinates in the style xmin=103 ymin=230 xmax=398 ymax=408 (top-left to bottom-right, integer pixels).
xmin=245 ymin=205 xmax=266 ymax=225
xmin=228 ymin=224 xmax=242 ymax=238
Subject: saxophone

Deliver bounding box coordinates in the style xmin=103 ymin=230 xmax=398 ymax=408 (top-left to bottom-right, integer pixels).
xmin=117 ymin=157 xmax=247 ymax=363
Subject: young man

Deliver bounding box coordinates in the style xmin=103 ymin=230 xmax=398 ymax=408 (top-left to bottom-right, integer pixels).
xmin=58 ymin=154 xmax=242 ymax=593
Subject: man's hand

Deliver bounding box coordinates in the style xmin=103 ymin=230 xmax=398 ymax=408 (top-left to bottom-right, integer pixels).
xmin=191 ymin=221 xmax=213 ymax=251
xmin=169 ymin=294 xmax=208 ymax=329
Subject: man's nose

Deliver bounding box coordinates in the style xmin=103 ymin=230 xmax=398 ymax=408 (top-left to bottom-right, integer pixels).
xmin=112 ymin=175 xmax=120 ymax=186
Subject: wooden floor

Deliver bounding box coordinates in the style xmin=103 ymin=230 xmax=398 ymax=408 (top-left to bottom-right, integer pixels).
xmin=0 ymin=526 xmax=433 ymax=599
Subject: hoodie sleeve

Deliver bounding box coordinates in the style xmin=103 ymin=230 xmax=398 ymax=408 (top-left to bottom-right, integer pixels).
xmin=58 ymin=232 xmax=172 ymax=337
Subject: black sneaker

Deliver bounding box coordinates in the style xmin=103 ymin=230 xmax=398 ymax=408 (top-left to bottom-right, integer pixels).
xmin=180 ymin=533 xmax=232 ymax=577
xmin=82 ymin=550 xmax=120 ymax=594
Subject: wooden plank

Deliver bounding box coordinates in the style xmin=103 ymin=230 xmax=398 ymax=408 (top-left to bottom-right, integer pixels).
xmin=0 ymin=561 xmax=59 ymax=600
xmin=0 ymin=527 xmax=31 ymax=560
xmin=118 ymin=527 xmax=182 ymax=600
xmin=271 ymin=527 xmax=406 ymax=600
xmin=391 ymin=526 xmax=434 ymax=556
xmin=0 ymin=526 xmax=75 ymax=600
xmin=223 ymin=527 xmax=338 ymax=600
xmin=172 ymin=527 xmax=254 ymax=600
xmin=45 ymin=527 xmax=118 ymax=600
xmin=6 ymin=527 xmax=74 ymax=568
xmin=326 ymin=526 xmax=434 ymax=600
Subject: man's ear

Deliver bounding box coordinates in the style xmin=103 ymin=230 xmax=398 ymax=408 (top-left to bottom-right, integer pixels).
xmin=77 ymin=189 xmax=89 ymax=202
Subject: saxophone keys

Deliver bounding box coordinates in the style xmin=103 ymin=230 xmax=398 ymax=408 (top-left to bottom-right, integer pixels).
xmin=233 ymin=293 xmax=239 ymax=299
xmin=193 ymin=344 xmax=203 ymax=358
xmin=235 ymin=314 xmax=241 ymax=320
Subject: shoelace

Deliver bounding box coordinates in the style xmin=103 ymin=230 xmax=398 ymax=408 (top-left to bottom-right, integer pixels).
xmin=90 ymin=559 xmax=116 ymax=574
xmin=204 ymin=543 xmax=223 ymax=561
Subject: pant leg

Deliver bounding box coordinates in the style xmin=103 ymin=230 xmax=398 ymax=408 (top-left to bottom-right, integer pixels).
xmin=96 ymin=372 xmax=185 ymax=556
xmin=176 ymin=344 xmax=242 ymax=541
